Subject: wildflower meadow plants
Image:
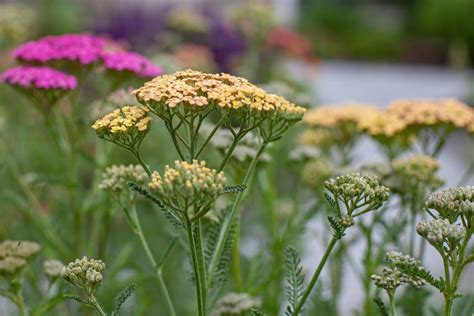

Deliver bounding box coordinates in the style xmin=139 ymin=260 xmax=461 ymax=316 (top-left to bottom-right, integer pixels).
xmin=1 ymin=32 xmax=474 ymax=316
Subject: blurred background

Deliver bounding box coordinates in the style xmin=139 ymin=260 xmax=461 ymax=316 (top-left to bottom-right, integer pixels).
xmin=0 ymin=0 xmax=473 ymax=314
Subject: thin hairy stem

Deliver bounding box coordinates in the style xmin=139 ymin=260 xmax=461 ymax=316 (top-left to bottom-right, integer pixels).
xmin=293 ymin=235 xmax=340 ymax=315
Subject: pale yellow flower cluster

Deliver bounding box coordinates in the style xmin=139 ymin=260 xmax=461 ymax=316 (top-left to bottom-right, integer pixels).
xmin=303 ymin=103 xmax=378 ymax=127
xmin=298 ymin=129 xmax=334 ymax=147
xmin=358 ymin=111 xmax=408 ymax=137
xmin=0 ymin=240 xmax=40 ymax=276
xmin=92 ymin=105 xmax=152 ymax=138
xmin=387 ymin=99 xmax=474 ymax=131
xmin=391 ymin=154 xmax=443 ymax=188
xmin=149 ymin=160 xmax=226 ymax=200
xmin=133 ymin=69 xmax=305 ymax=120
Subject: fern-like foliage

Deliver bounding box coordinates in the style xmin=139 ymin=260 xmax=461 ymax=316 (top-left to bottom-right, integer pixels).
xmin=284 ymin=246 xmax=305 ymax=316
xmin=112 ymin=284 xmax=137 ymax=316
xmin=222 ymin=184 xmax=247 ymax=194
xmin=373 ymin=296 xmax=389 ymax=316
xmin=324 ymin=193 xmax=337 ymax=210
xmin=250 ymin=308 xmax=266 ymax=316
xmin=128 ymin=182 xmax=183 ymax=228
xmin=327 ymin=216 xmax=345 ymax=239
xmin=204 ymin=206 xmax=236 ymax=289
xmin=394 ymin=261 xmax=445 ymax=291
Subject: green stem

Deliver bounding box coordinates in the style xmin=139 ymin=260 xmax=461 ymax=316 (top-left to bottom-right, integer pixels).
xmin=89 ymin=293 xmax=106 ymax=316
xmin=232 ymin=216 xmax=243 ymax=292
xmin=207 ymin=142 xmax=267 ymax=289
xmin=388 ymin=290 xmax=397 ymax=316
xmin=128 ymin=206 xmax=176 ymax=316
xmin=185 ymin=214 xmax=206 ymax=316
xmin=293 ymin=235 xmax=340 ymax=315
xmin=133 ymin=150 xmax=152 ymax=177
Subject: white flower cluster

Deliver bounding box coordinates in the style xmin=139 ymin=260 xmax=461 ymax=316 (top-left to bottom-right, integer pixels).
xmin=0 ymin=240 xmax=40 ymax=259
xmin=371 ymin=266 xmax=424 ymax=291
xmin=43 ymin=259 xmax=64 ymax=278
xmin=61 ymin=256 xmax=105 ymax=289
xmin=426 ymin=186 xmax=474 ymax=220
xmin=416 ymin=219 xmax=466 ymax=244
xmin=211 ymin=292 xmax=261 ymax=316
xmin=99 ymin=164 xmax=148 ymax=193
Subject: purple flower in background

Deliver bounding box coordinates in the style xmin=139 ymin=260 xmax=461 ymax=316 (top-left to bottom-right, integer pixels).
xmin=2 ymin=66 xmax=77 ymax=90
xmin=12 ymin=34 xmax=105 ymax=65
xmin=101 ymin=51 xmax=163 ymax=78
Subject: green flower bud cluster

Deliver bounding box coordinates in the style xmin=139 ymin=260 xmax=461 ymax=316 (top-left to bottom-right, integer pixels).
xmin=99 ymin=164 xmax=148 ymax=193
xmin=426 ymin=186 xmax=474 ymax=225
xmin=61 ymin=257 xmax=105 ymax=291
xmin=416 ymin=219 xmax=465 ymax=244
xmin=325 ymin=173 xmax=390 ymax=216
xmin=149 ymin=160 xmax=226 ymax=212
xmin=0 ymin=240 xmax=40 ymax=277
xmin=43 ymin=259 xmax=64 ymax=279
xmin=391 ymin=154 xmax=444 ymax=189
xmin=302 ymin=158 xmax=335 ymax=190
xmin=211 ymin=292 xmax=261 ymax=316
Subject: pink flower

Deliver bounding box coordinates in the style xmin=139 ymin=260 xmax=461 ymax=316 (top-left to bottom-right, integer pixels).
xmin=2 ymin=66 xmax=77 ymax=90
xmin=12 ymin=34 xmax=105 ymax=65
xmin=101 ymin=51 xmax=163 ymax=78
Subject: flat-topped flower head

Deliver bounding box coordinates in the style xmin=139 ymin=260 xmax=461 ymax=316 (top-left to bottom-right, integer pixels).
xmin=388 ymin=99 xmax=474 ymax=131
xmin=99 ymin=164 xmax=148 ymax=193
xmin=302 ymin=158 xmax=335 ymax=190
xmin=61 ymin=256 xmax=105 ymax=290
xmin=426 ymin=186 xmax=474 ymax=226
xmin=303 ymin=103 xmax=378 ymax=128
xmin=391 ymin=155 xmax=443 ymax=190
xmin=211 ymin=292 xmax=262 ymax=316
xmin=0 ymin=256 xmax=27 ymax=277
xmin=325 ymin=173 xmax=390 ymax=218
xmin=0 ymin=240 xmax=41 ymax=259
xmin=2 ymin=66 xmax=77 ymax=90
xmin=358 ymin=110 xmax=409 ymax=138
xmin=101 ymin=51 xmax=163 ymax=78
xmin=92 ymin=105 xmax=152 ymax=149
xmin=417 ymin=219 xmax=465 ymax=245
xmin=12 ymin=33 xmax=105 ymax=65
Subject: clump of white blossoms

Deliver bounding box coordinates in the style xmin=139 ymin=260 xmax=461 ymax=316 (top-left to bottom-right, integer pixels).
xmin=43 ymin=259 xmax=64 ymax=279
xmin=372 ymin=252 xmax=425 ymax=292
xmin=99 ymin=164 xmax=148 ymax=193
xmin=148 ymin=160 xmax=226 ymax=216
xmin=0 ymin=256 xmax=27 ymax=276
xmin=325 ymin=173 xmax=390 ymax=222
xmin=0 ymin=240 xmax=40 ymax=259
xmin=61 ymin=256 xmax=105 ymax=291
xmin=211 ymin=292 xmax=261 ymax=316
xmin=416 ymin=219 xmax=466 ymax=245
xmin=425 ymin=186 xmax=473 ymax=226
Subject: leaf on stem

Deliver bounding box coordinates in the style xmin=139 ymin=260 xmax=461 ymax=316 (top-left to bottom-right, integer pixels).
xmin=112 ymin=284 xmax=137 ymax=316
xmin=373 ymin=296 xmax=389 ymax=316
xmin=222 ymin=184 xmax=247 ymax=194
xmin=327 ymin=216 xmax=345 ymax=239
xmin=284 ymin=246 xmax=305 ymax=316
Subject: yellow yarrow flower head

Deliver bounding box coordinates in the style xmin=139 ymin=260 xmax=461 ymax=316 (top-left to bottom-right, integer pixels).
xmin=92 ymin=105 xmax=152 ymax=149
xmin=132 ymin=70 xmax=305 ymax=152
xmin=148 ymin=160 xmax=226 ymax=217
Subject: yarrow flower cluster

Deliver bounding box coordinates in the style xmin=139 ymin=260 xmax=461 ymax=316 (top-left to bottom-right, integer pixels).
xmin=1 ymin=66 xmax=77 ymax=90
xmin=92 ymin=105 xmax=152 ymax=148
xmin=416 ymin=219 xmax=466 ymax=244
xmin=425 ymin=186 xmax=474 ymax=226
xmin=99 ymin=164 xmax=148 ymax=193
xmin=371 ymin=252 xmax=425 ymax=291
xmin=149 ymin=160 xmax=226 ymax=207
xmin=388 ymin=99 xmax=474 ymax=132
xmin=0 ymin=240 xmax=40 ymax=277
xmin=325 ymin=173 xmax=390 ymax=215
xmin=12 ymin=34 xmax=105 ymax=65
xmin=101 ymin=51 xmax=163 ymax=78
xmin=303 ymin=103 xmax=377 ymax=128
xmin=391 ymin=154 xmax=443 ymax=189
xmin=133 ymin=69 xmax=305 ymax=121
xmin=43 ymin=259 xmax=65 ymax=279
xmin=358 ymin=110 xmax=408 ymax=138
xmin=302 ymin=158 xmax=335 ymax=190
xmin=211 ymin=292 xmax=261 ymax=316
xmin=61 ymin=256 xmax=105 ymax=290
xmin=0 ymin=3 xmax=36 ymax=46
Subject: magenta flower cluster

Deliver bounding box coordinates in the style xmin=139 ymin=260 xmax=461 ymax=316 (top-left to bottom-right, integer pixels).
xmin=13 ymin=34 xmax=105 ymax=65
xmin=102 ymin=51 xmax=163 ymax=78
xmin=1 ymin=66 xmax=77 ymax=90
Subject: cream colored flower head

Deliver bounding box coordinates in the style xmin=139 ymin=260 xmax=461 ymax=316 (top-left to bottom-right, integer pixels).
xmin=303 ymin=103 xmax=378 ymax=128
xmin=132 ymin=69 xmax=305 ymax=121
xmin=391 ymin=154 xmax=443 ymax=188
xmin=357 ymin=110 xmax=408 ymax=137
xmin=61 ymin=256 xmax=105 ymax=290
xmin=44 ymin=259 xmax=64 ymax=278
xmin=99 ymin=164 xmax=148 ymax=192
xmin=387 ymin=99 xmax=474 ymax=130
xmin=149 ymin=160 xmax=226 ymax=200
xmin=0 ymin=240 xmax=40 ymax=259
xmin=92 ymin=105 xmax=152 ymax=140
